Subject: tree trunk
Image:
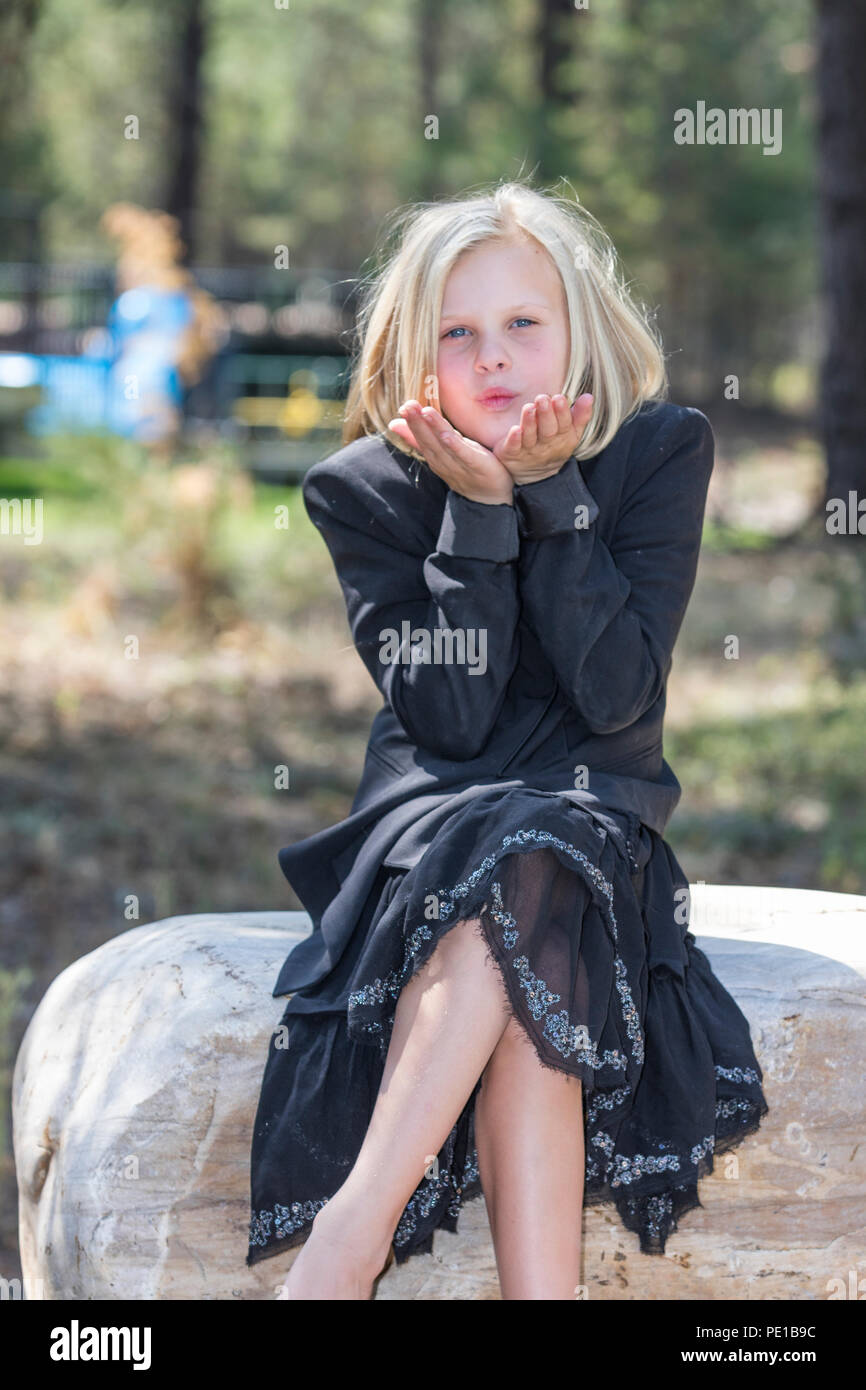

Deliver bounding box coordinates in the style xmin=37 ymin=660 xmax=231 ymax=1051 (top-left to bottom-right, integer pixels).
xmin=417 ymin=0 xmax=444 ymax=199
xmin=164 ymin=0 xmax=207 ymax=263
xmin=535 ymin=0 xmax=579 ymax=181
xmin=815 ymin=0 xmax=866 ymax=506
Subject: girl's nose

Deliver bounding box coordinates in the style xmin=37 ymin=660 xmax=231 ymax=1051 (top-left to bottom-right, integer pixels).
xmin=475 ymin=337 xmax=511 ymax=372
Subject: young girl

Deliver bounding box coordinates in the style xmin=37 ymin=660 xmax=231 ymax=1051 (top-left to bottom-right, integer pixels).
xmin=245 ymin=179 xmax=769 ymax=1300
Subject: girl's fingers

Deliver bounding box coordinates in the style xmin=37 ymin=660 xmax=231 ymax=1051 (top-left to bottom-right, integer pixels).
xmin=493 ymin=424 xmax=524 ymax=465
xmin=520 ymin=401 xmax=538 ymax=449
xmin=416 ymin=406 xmax=486 ymax=470
xmin=404 ymin=404 xmax=474 ymax=475
xmin=499 ymin=423 xmax=523 ymax=456
xmin=535 ymin=394 xmax=559 ymax=442
xmin=399 ymin=402 xmax=445 ymax=451
xmin=399 ymin=402 xmax=444 ymax=438
xmin=388 ymin=418 xmax=419 ymax=450
xmin=416 ymin=405 xmax=461 ymax=453
xmin=417 ymin=403 xmax=448 ymax=430
xmin=551 ymin=393 xmax=573 ymax=432
xmin=399 ymin=394 xmax=594 ymax=486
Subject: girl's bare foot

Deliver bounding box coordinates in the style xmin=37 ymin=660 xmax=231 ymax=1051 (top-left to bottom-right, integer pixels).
xmin=275 ymin=1199 xmax=395 ymax=1300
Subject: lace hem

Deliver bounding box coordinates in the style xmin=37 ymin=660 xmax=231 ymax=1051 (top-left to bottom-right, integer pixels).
xmin=610 ymin=1093 xmax=768 ymax=1252
xmin=246 ymin=1081 xmax=768 ymax=1266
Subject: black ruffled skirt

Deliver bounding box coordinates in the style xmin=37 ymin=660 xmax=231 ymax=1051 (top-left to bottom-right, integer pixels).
xmin=246 ymin=787 xmax=768 ymax=1268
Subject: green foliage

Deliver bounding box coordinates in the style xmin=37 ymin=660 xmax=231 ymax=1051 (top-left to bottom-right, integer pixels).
xmin=701 ymin=521 xmax=779 ymax=552
xmin=0 ymin=966 xmax=33 ymax=1156
xmin=3 ymin=0 xmax=817 ymax=403
xmin=668 ymin=686 xmax=866 ymax=893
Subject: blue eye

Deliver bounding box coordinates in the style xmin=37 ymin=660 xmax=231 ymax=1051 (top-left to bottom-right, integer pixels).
xmin=443 ymin=319 xmax=535 ymax=339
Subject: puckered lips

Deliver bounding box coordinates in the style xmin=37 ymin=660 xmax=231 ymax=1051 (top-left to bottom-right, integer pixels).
xmin=476 ymin=387 xmax=519 ymax=411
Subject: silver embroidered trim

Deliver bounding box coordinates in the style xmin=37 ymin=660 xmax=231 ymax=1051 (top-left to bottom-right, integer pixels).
xmin=716 ymin=1096 xmax=756 ymax=1119
xmin=588 ymin=1129 xmax=717 ymax=1188
xmin=641 ymin=1191 xmax=675 ymax=1240
xmin=250 ymin=1081 xmax=764 ymax=1250
xmin=393 ymin=1150 xmax=480 ymax=1248
xmin=348 ymin=921 xmax=435 ymax=1011
xmin=488 ymin=881 xmax=628 ymax=1072
xmin=348 ymin=825 xmax=644 ymax=1067
xmin=715 ymin=1064 xmax=760 ymax=1084
xmin=586 ymin=1084 xmax=632 ymax=1123
xmin=248 ymin=1196 xmax=330 ymax=1249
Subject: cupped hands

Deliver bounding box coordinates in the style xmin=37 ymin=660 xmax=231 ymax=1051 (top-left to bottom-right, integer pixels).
xmin=387 ymin=392 xmax=594 ymax=504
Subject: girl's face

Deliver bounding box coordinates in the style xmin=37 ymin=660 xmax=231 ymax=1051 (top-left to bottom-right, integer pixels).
xmin=434 ymin=235 xmax=571 ymax=451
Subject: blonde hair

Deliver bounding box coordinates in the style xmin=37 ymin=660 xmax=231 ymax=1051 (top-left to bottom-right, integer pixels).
xmin=342 ymin=178 xmax=669 ymax=462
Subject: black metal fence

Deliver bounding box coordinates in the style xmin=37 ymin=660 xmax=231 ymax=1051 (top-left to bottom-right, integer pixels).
xmin=0 ymin=263 xmax=362 ymax=478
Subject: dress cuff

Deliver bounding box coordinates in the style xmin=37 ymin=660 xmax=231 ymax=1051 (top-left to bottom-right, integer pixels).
xmin=436 ymin=490 xmax=520 ymax=562
xmin=513 ymin=454 xmax=600 ymax=539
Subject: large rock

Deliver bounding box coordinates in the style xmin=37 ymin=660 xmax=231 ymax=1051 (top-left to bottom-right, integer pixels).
xmin=13 ymin=886 xmax=866 ymax=1300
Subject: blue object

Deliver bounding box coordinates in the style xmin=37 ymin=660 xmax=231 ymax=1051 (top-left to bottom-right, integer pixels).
xmin=104 ymin=286 xmax=194 ymax=440
xmin=0 ymin=352 xmax=112 ymax=434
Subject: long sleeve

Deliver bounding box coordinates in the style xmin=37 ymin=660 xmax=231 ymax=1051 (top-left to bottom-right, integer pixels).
xmin=511 ymin=407 xmax=714 ymax=735
xmin=302 ymin=460 xmax=523 ymax=760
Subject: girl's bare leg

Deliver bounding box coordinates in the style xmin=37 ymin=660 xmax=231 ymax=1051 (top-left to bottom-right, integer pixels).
xmin=277 ymin=914 xmax=511 ymax=1299
xmin=474 ymin=1017 xmax=585 ymax=1299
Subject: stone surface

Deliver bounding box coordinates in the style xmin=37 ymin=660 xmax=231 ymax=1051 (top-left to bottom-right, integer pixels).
xmin=13 ymin=884 xmax=866 ymax=1301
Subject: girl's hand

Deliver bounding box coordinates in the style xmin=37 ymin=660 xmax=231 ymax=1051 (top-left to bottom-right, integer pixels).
xmin=387 ymin=401 xmax=514 ymax=505
xmin=493 ymin=392 xmax=594 ymax=486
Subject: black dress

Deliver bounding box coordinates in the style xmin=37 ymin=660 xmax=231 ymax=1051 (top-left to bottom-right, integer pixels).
xmin=245 ymin=401 xmax=769 ymax=1270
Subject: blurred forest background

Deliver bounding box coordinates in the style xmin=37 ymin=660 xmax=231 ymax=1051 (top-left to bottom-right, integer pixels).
xmin=1 ymin=0 xmax=865 ymax=1284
